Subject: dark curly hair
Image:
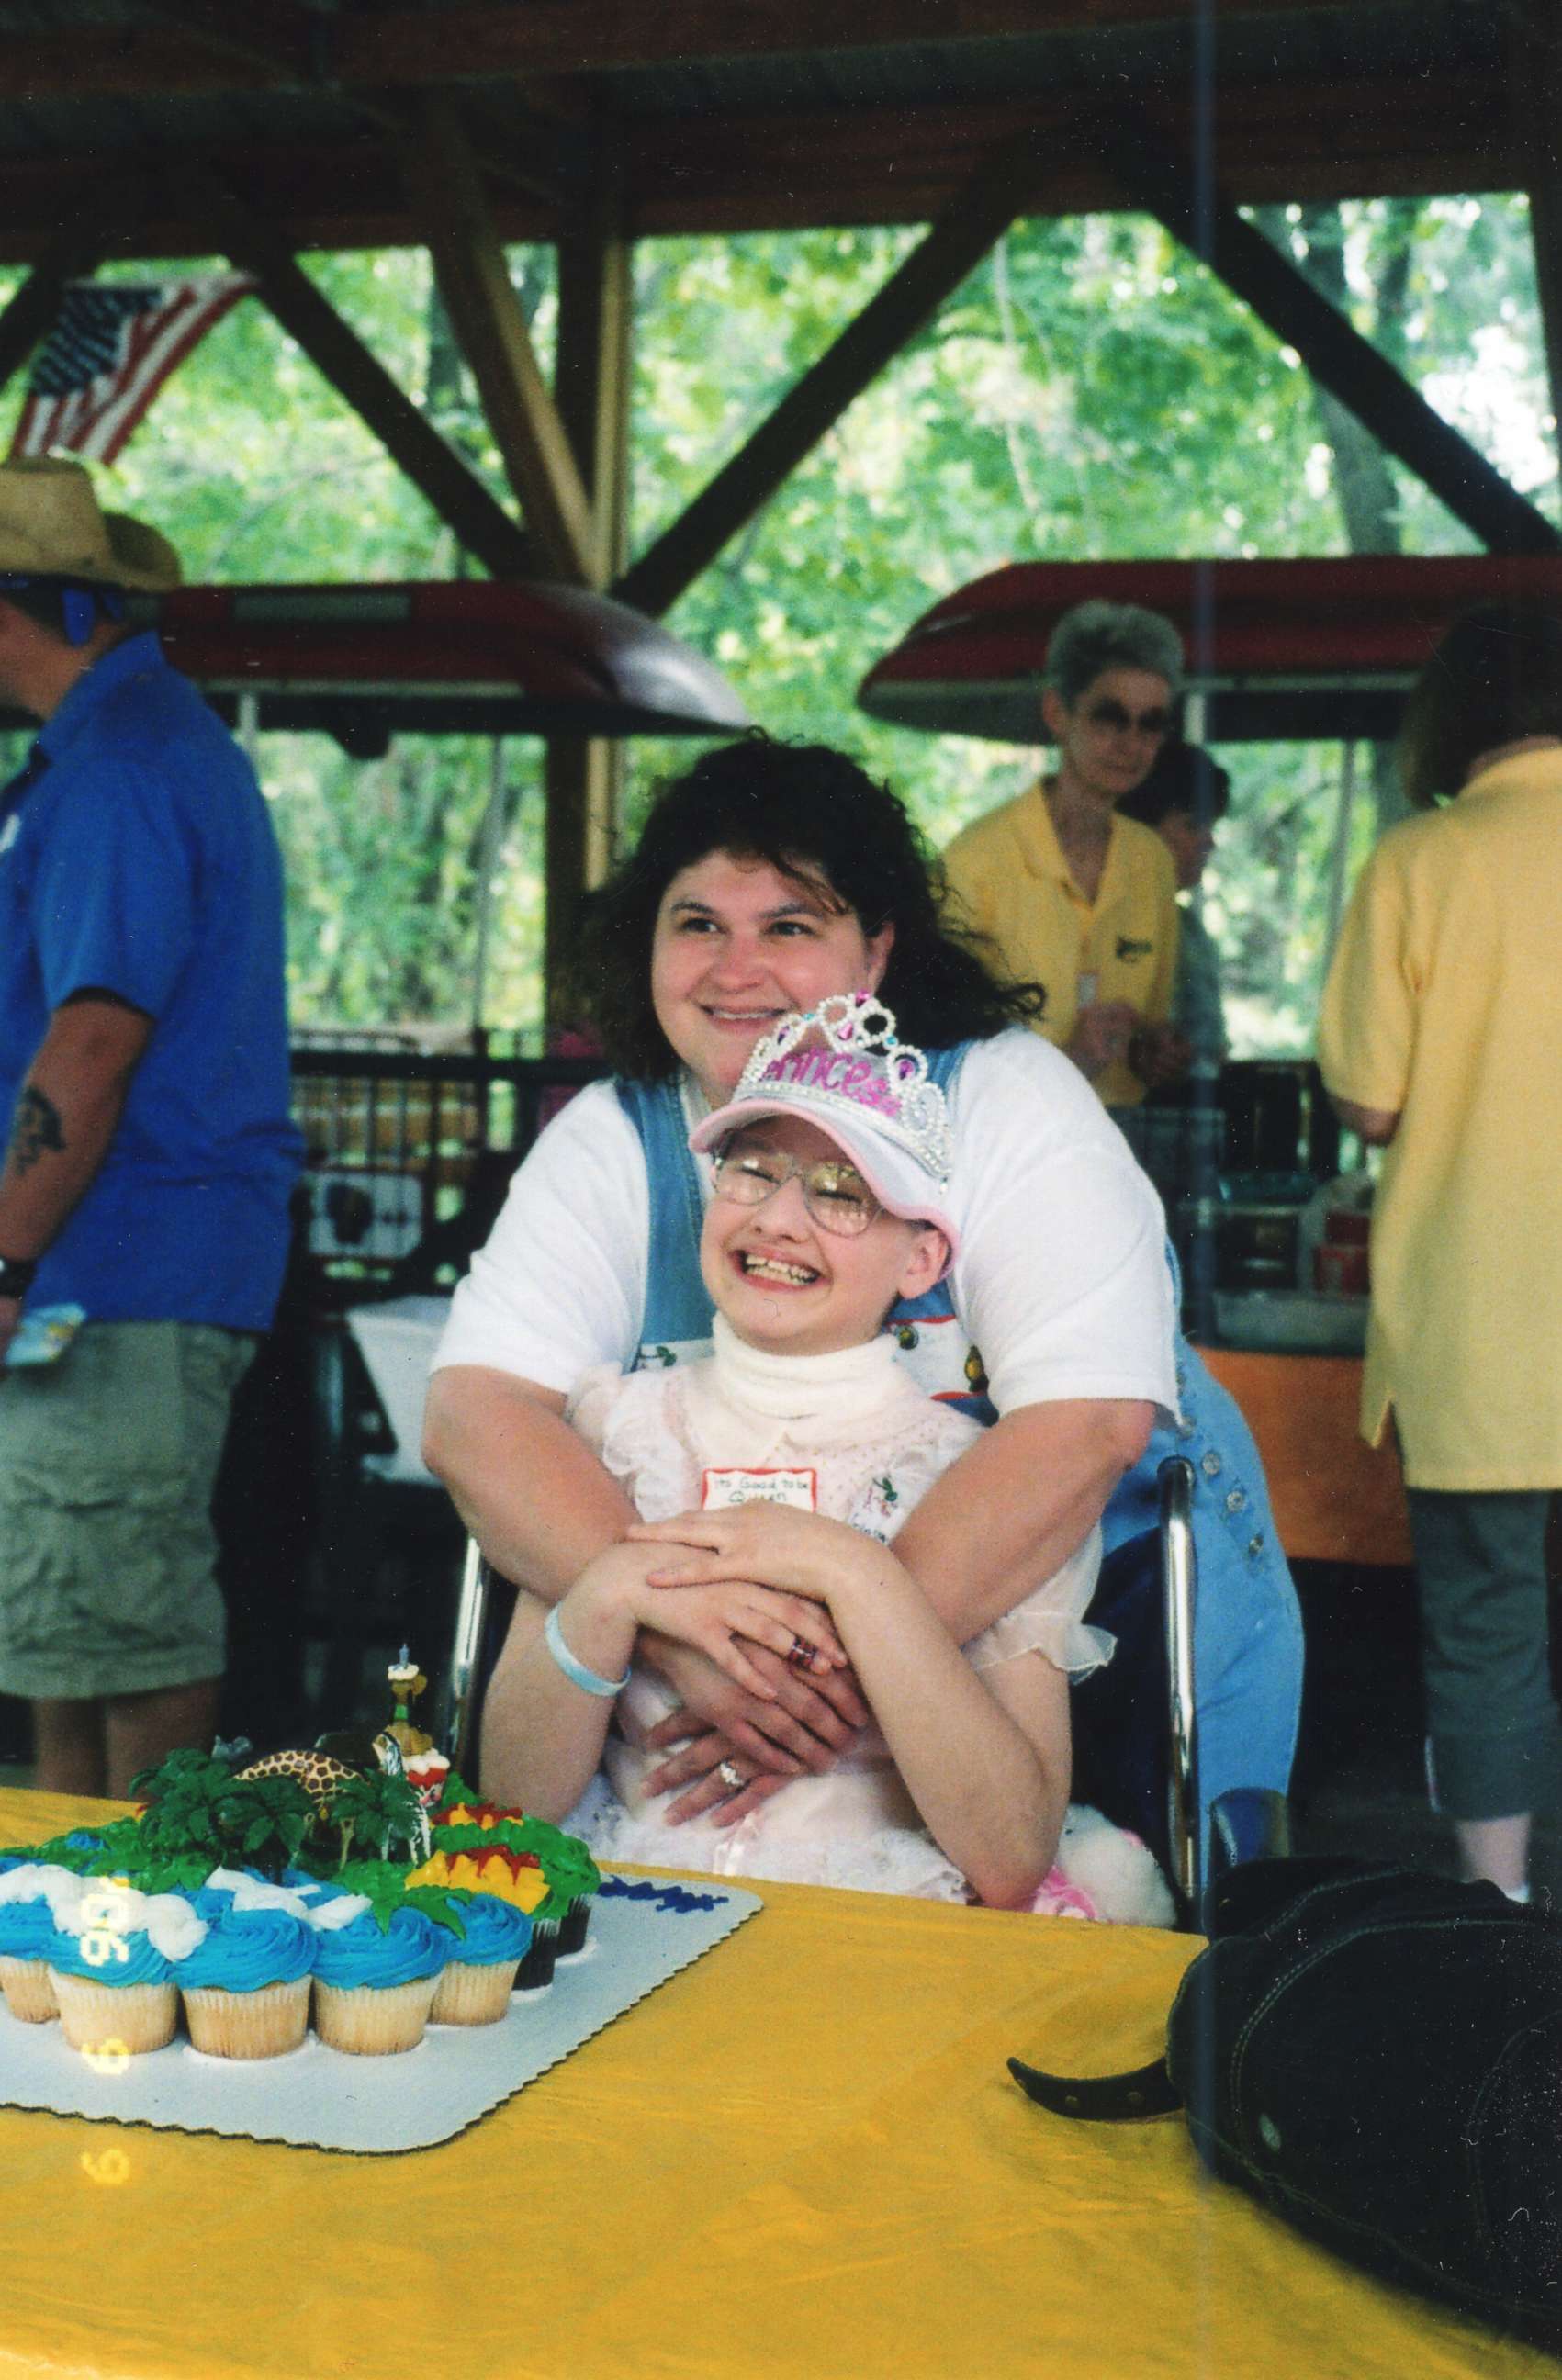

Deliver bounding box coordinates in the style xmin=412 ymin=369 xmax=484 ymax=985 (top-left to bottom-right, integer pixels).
xmin=575 ymin=733 xmax=1044 ymax=1080
xmin=1399 ymin=602 xmax=1562 ymax=809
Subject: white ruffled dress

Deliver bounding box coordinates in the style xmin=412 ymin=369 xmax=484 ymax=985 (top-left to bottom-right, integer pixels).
xmin=563 ymin=1321 xmax=1171 ymax=1921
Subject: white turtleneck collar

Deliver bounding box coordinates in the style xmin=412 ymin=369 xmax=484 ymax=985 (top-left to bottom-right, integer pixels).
xmin=683 ymin=1312 xmax=922 ymax=1464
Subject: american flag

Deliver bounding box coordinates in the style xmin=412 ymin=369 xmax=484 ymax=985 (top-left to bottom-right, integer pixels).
xmin=9 ymin=275 xmax=256 ymax=466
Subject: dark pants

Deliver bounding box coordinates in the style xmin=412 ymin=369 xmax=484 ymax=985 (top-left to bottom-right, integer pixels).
xmin=1406 ymin=1487 xmax=1560 ymax=1822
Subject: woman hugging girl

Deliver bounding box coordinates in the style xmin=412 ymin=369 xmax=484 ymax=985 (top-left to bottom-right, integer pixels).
xmin=490 ymin=994 xmax=1172 ymax=1925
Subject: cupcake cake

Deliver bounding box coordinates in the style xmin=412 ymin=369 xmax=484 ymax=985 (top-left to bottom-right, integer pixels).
xmin=175 ymin=1881 xmax=316 ymax=2059
xmin=429 ymin=1892 xmax=533 ymax=2025
xmin=46 ymin=1876 xmax=208 ymax=2055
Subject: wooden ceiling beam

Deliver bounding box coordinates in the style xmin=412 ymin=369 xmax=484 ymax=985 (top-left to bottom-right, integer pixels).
xmin=614 ymin=120 xmax=1044 ymax=617
xmin=0 ymin=209 xmax=111 ymax=396
xmin=1509 ymin=0 xmax=1562 ymax=444
xmin=1104 ymin=107 xmax=1560 ymax=554
xmin=0 ymin=72 xmax=1516 ymax=265
xmin=402 ymin=97 xmax=598 ymax=584
xmin=0 ymin=1 xmax=1369 ymax=103
xmin=341 ymin=0 xmax=1365 ymax=89
xmin=116 ymin=0 xmax=319 ymax=86
xmin=174 ymin=164 xmax=537 ymax=580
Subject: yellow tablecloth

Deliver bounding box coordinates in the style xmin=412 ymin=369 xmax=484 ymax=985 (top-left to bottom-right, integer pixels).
xmin=0 ymin=1789 xmax=1548 ymax=2380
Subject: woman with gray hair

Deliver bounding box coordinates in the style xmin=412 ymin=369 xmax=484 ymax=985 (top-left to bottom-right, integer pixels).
xmin=943 ymin=599 xmax=1186 ymax=1108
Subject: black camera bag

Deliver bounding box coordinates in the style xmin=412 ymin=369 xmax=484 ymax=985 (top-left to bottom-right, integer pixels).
xmin=1010 ymin=1858 xmax=1562 ymax=2344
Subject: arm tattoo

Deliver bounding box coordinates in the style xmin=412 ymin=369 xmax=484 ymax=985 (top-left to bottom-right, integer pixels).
xmin=8 ymin=1084 xmax=66 ymax=1175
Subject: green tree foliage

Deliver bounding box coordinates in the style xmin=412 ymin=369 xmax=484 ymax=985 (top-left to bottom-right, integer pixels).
xmin=0 ymin=198 xmax=1553 ymax=1054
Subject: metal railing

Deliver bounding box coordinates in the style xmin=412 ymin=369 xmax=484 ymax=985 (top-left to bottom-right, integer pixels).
xmin=289 ymin=1035 xmax=604 ymax=1297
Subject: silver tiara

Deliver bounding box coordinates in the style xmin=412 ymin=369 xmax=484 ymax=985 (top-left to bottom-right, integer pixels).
xmin=732 ymin=994 xmax=952 ymax=1184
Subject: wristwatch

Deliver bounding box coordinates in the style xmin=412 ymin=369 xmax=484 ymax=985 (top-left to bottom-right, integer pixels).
xmin=0 ymin=1255 xmax=38 ymax=1298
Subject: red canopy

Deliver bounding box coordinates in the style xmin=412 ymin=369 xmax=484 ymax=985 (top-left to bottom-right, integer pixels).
xmin=858 ymin=556 xmax=1562 ymax=743
xmin=147 ymin=579 xmax=751 ymax=756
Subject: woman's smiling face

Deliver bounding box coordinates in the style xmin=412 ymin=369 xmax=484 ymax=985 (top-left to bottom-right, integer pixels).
xmin=650 ymin=849 xmax=893 ymax=1105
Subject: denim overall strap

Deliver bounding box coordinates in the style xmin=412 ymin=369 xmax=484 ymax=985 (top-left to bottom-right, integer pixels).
xmin=882 ymin=1042 xmax=997 ymax=1422
xmin=614 ymin=1077 xmax=716 ymax=1364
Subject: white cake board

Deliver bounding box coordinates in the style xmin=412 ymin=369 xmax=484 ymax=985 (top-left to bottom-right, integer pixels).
xmin=0 ymin=1876 xmax=758 ymax=2155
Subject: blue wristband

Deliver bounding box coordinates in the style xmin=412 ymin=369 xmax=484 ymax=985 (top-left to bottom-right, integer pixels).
xmin=545 ymin=1602 xmax=630 ymax=1699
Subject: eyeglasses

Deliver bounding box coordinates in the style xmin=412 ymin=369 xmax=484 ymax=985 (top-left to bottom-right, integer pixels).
xmin=713 ymin=1145 xmax=881 ymax=1236
xmin=1082 ymin=700 xmax=1172 ymax=740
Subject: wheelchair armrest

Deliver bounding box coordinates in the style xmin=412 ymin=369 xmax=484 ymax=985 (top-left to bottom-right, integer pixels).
xmin=1208 ymin=1787 xmax=1292 ymax=1885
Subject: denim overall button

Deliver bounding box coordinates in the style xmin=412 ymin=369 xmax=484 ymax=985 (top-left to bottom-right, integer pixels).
xmin=1247 ymin=1532 xmax=1265 ymax=1559
xmin=1200 ymin=1450 xmax=1223 ymax=1477
xmin=1225 ymin=1487 xmax=1248 ymax=1514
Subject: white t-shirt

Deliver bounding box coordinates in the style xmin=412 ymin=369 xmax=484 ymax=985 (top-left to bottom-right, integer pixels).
xmin=433 ymin=1027 xmax=1178 ymax=1420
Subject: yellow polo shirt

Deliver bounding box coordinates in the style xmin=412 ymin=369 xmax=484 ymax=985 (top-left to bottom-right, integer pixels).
xmin=1318 ymin=747 xmax=1562 ymax=1489
xmin=942 ymin=781 xmax=1178 ymax=1106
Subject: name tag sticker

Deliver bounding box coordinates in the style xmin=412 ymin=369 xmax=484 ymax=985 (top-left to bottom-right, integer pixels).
xmin=701 ymin=1466 xmax=818 ymax=1512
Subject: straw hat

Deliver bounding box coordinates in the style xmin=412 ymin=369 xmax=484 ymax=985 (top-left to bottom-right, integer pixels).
xmin=0 ymin=456 xmax=181 ymax=592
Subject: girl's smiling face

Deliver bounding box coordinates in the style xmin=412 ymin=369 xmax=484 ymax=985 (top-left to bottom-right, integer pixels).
xmin=700 ymin=1115 xmax=947 ymax=1357
xmin=651 ymin=850 xmax=893 ymax=1106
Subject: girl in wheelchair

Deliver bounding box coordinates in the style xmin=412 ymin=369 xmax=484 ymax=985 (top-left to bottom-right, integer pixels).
xmin=491 ymin=996 xmax=1173 ymax=1925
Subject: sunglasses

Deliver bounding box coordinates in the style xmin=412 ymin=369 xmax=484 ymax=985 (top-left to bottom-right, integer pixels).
xmin=713 ymin=1144 xmax=881 ymax=1237
xmin=1082 ymin=699 xmax=1172 ymax=739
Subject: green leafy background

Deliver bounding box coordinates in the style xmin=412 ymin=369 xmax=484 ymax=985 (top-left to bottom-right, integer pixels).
xmin=1 ymin=196 xmax=1554 ymax=1056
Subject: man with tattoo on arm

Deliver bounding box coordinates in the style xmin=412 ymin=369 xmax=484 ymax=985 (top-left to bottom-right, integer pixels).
xmin=0 ymin=459 xmax=299 ymax=1796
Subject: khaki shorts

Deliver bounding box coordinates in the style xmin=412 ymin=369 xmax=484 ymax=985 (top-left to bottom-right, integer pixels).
xmin=0 ymin=1320 xmax=255 ymax=1701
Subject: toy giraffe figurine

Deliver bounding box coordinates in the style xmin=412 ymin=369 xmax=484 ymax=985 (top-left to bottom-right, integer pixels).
xmin=387 ymin=1647 xmax=453 ymax=1810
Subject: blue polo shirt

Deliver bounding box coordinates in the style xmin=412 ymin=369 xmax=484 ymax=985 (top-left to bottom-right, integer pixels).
xmin=0 ymin=633 xmax=301 ymax=1329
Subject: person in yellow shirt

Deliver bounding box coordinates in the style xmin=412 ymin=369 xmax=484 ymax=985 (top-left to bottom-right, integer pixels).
xmin=1319 ymin=602 xmax=1562 ymax=1903
xmin=941 ymin=600 xmax=1183 ymax=1109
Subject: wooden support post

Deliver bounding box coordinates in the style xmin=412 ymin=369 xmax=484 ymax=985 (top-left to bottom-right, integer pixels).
xmin=0 ymin=216 xmax=109 ymax=396
xmin=1513 ymin=1 xmax=1562 ymax=457
xmin=1105 ymin=110 xmax=1560 ymax=556
xmin=544 ymin=156 xmax=633 ymax=1020
xmin=176 ymin=167 xmax=536 ymax=581
xmin=614 ymin=122 xmax=1044 ymax=617
xmin=404 ymin=97 xmax=597 ymax=587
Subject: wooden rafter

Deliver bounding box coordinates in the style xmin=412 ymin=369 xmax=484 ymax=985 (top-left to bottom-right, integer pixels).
xmin=402 ymin=97 xmax=597 ymax=585
xmin=1511 ymin=0 xmax=1562 ymax=446
xmin=545 ymin=148 xmax=633 ymax=1010
xmin=343 ymin=0 xmax=1357 ymax=87
xmin=0 ymin=211 xmax=111 ymax=395
xmin=0 ymin=1 xmax=1365 ymax=103
xmin=175 ymin=165 xmax=536 ymax=581
xmin=614 ymin=121 xmax=1047 ymax=618
xmin=118 ymin=0 xmax=319 ymax=85
xmin=110 ymin=0 xmax=574 ymax=206
xmin=1104 ymin=109 xmax=1561 ymax=556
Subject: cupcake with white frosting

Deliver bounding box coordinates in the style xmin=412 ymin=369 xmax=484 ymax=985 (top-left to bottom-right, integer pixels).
xmin=46 ymin=1875 xmax=208 ymax=2055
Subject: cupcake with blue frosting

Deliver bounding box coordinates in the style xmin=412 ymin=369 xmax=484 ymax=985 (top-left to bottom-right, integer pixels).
xmin=429 ymin=1892 xmax=533 ymax=2026
xmin=0 ymin=1861 xmax=84 ymax=2022
xmin=308 ymin=1869 xmax=455 ymax=2055
xmin=175 ymin=1881 xmax=317 ymax=2059
xmin=46 ymin=1875 xmax=208 ymax=2055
